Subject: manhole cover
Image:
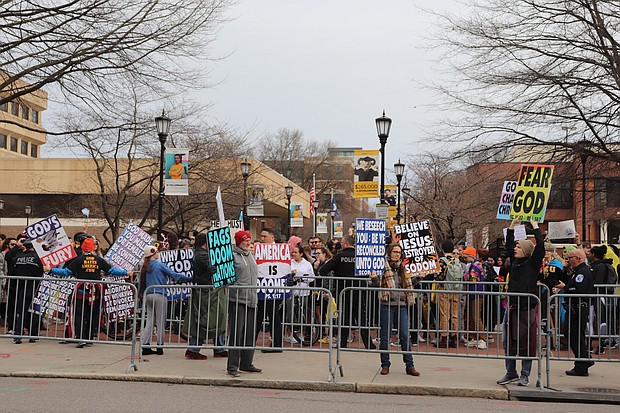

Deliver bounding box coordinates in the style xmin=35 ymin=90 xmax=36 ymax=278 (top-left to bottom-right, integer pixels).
xmin=577 ymin=387 xmax=620 ymax=394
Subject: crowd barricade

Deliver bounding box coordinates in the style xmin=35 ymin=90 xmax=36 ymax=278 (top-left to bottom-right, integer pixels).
xmin=137 ymin=284 xmax=336 ymax=382
xmin=0 ymin=274 xmax=139 ymax=372
xmin=545 ymin=288 xmax=620 ymax=387
xmin=336 ymin=284 xmax=543 ymax=388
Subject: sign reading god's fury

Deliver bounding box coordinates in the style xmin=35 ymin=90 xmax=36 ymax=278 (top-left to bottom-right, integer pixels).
xmin=510 ymin=164 xmax=554 ymax=223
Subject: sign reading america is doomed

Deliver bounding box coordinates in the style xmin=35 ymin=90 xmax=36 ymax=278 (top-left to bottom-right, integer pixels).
xmin=208 ymin=227 xmax=236 ymax=289
xmin=510 ymin=164 xmax=554 ymax=223
xmin=354 ymin=218 xmax=386 ymax=277
xmin=393 ymin=220 xmax=438 ymax=278
xmin=255 ymin=243 xmax=291 ymax=300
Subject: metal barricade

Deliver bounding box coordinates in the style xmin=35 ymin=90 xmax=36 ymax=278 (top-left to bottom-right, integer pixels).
xmin=546 ymin=291 xmax=620 ymax=387
xmin=0 ymin=274 xmax=139 ymax=373
xmin=336 ymin=285 xmax=543 ymax=388
xmin=137 ymin=284 xmax=336 ymax=382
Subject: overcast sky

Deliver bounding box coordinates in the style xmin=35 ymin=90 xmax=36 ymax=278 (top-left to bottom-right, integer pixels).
xmin=203 ymin=0 xmax=457 ymax=177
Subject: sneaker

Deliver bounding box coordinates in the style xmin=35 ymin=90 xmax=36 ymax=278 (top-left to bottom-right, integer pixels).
xmin=465 ymin=339 xmax=478 ymax=348
xmin=142 ymin=348 xmax=157 ymax=355
xmin=417 ymin=334 xmax=426 ymax=343
xmin=430 ymin=338 xmax=438 ymax=345
xmin=610 ymin=340 xmax=619 ymax=349
xmin=13 ymin=338 xmax=22 ymax=344
xmin=487 ymin=337 xmax=495 ymax=344
xmin=390 ymin=341 xmax=400 ymax=347
xmin=497 ymin=373 xmax=519 ymax=385
xmin=477 ymin=340 xmax=487 ymax=350
xmin=283 ymin=335 xmax=299 ymax=344
xmin=213 ymin=351 xmax=228 ymax=358
xmin=76 ymin=342 xmax=87 ymax=348
xmin=347 ymin=336 xmax=354 ymax=343
xmin=517 ymin=375 xmax=529 ymax=387
xmin=185 ymin=350 xmax=208 ymax=360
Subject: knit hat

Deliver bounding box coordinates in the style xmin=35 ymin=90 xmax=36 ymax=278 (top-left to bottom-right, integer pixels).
xmin=462 ymin=247 xmax=477 ymax=257
xmin=517 ymin=239 xmax=535 ymax=257
xmin=194 ymin=233 xmax=207 ymax=249
xmin=143 ymin=245 xmax=158 ymax=258
xmin=81 ymin=238 xmax=96 ymax=253
xmin=234 ymin=230 xmax=251 ymax=246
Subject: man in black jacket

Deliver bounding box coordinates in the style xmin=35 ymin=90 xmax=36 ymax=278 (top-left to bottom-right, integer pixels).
xmin=319 ymin=235 xmax=375 ymax=349
xmin=554 ymin=248 xmax=595 ymax=376
xmin=11 ymin=239 xmax=44 ymax=344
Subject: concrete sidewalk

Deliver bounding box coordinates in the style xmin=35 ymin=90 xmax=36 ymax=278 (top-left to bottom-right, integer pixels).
xmin=0 ymin=339 xmax=618 ymax=404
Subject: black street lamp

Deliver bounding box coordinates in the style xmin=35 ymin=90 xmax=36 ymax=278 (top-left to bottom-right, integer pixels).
xmin=285 ymin=185 xmax=293 ymax=238
xmin=0 ymin=199 xmax=4 ymax=232
xmin=25 ymin=205 xmax=32 ymax=227
xmin=375 ymin=111 xmax=392 ymax=204
xmin=241 ymin=160 xmax=251 ymax=231
xmin=155 ymin=110 xmax=171 ymax=241
xmin=576 ymin=139 xmax=591 ymax=242
xmin=402 ymin=186 xmax=410 ymax=222
xmin=394 ymin=160 xmax=405 ymax=225
xmin=313 ymin=199 xmax=319 ymax=236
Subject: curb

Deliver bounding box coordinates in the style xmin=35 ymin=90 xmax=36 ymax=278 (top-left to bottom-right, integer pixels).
xmin=509 ymin=388 xmax=620 ymax=405
xmin=356 ymin=383 xmax=509 ymax=399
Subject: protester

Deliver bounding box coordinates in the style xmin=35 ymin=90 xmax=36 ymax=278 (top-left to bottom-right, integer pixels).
xmin=497 ymin=219 xmax=544 ymax=387
xmin=553 ymin=248 xmax=595 ymax=377
xmin=44 ymin=237 xmax=128 ymax=348
xmin=138 ymin=244 xmax=192 ymax=355
xmin=257 ymin=228 xmax=284 ymax=353
xmin=589 ymin=244 xmax=618 ymax=353
xmin=435 ymin=240 xmax=461 ymax=348
xmin=228 ymin=230 xmax=261 ymax=377
xmin=370 ymin=243 xmax=419 ymax=376
xmin=182 ymin=233 xmax=227 ymax=360
xmin=462 ymin=247 xmax=488 ymax=349
xmin=0 ymin=237 xmax=16 ymax=321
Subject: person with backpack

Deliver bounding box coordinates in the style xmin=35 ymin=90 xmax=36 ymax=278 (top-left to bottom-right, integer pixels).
xmin=435 ymin=240 xmax=462 ymax=348
xmin=589 ymin=245 xmax=618 ymax=353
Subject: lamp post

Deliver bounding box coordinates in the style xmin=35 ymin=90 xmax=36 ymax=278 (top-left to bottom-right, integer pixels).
xmin=241 ymin=160 xmax=251 ymax=231
xmin=394 ymin=160 xmax=405 ymax=225
xmin=330 ymin=209 xmax=336 ymax=240
xmin=375 ymin=111 xmax=392 ymax=204
xmin=25 ymin=205 xmax=32 ymax=226
xmin=576 ymin=139 xmax=591 ymax=242
xmin=285 ymin=185 xmax=293 ymax=238
xmin=402 ymin=186 xmax=410 ymax=222
xmin=313 ymin=199 xmax=319 ymax=237
xmin=0 ymin=199 xmax=4 ymax=232
xmin=155 ymin=110 xmax=171 ymax=241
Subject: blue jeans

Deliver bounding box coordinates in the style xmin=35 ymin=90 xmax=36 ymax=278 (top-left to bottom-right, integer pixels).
xmin=502 ymin=310 xmax=532 ymax=377
xmin=379 ymin=304 xmax=414 ymax=369
xmin=189 ymin=333 xmax=226 ymax=354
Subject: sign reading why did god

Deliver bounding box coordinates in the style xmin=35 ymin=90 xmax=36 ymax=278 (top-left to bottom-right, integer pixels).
xmin=393 ymin=220 xmax=438 ymax=278
xmin=159 ymin=248 xmax=195 ymax=300
xmin=208 ymin=226 xmax=236 ymax=288
xmin=510 ymin=164 xmax=554 ymax=223
xmin=354 ymin=218 xmax=386 ymax=277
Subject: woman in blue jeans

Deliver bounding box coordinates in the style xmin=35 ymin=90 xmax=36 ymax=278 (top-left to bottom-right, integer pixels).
xmin=370 ymin=243 xmax=420 ymax=376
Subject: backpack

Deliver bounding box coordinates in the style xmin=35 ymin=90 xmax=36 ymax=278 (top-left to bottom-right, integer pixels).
xmin=439 ymin=256 xmax=464 ymax=291
xmin=604 ymin=263 xmax=618 ymax=286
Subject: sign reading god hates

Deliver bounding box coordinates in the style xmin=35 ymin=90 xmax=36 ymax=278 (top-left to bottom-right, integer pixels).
xmin=254 ymin=243 xmax=291 ymax=300
xmin=354 ymin=219 xmax=386 ymax=277
xmin=497 ymin=181 xmax=517 ymax=220
xmin=393 ymin=220 xmax=439 ymax=278
xmin=510 ymin=164 xmax=554 ymax=222
xmin=208 ymin=227 xmax=236 ymax=288
xmin=105 ymin=222 xmax=153 ymax=272
xmin=26 ymin=215 xmax=76 ymax=267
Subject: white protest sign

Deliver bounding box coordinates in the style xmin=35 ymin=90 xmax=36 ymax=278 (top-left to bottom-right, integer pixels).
xmin=547 ymin=220 xmax=576 ymax=240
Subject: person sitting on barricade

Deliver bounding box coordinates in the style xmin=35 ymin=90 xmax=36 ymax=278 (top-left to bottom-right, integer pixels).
xmin=182 ymin=233 xmax=227 ymax=360
xmin=139 ymin=245 xmax=193 ymax=356
xmin=370 ymin=243 xmax=420 ymax=377
xmin=228 ymin=230 xmax=262 ymax=377
xmin=497 ymin=218 xmax=544 ymax=387
xmin=44 ymin=237 xmax=128 ymax=348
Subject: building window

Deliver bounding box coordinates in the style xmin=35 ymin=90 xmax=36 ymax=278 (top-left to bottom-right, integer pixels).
xmin=21 ymin=140 xmax=28 ymax=155
xmin=31 ymin=109 xmax=39 ymax=124
xmin=31 ymin=144 xmax=38 ymax=158
xmin=607 ymin=179 xmax=620 ymax=208
xmin=11 ymin=102 xmax=19 ymax=116
xmin=10 ymin=137 xmax=18 ymax=152
xmin=0 ymin=134 xmax=6 ymax=149
xmin=20 ymin=104 xmax=29 ymax=120
xmin=547 ymin=180 xmax=573 ymax=209
xmin=0 ymin=102 xmax=7 ymax=112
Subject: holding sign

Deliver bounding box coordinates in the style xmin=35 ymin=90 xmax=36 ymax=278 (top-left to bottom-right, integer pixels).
xmin=510 ymin=164 xmax=554 ymax=223
xmin=255 ymin=243 xmax=291 ymax=300
xmin=354 ymin=218 xmax=386 ymax=277
xmin=159 ymin=248 xmax=194 ymax=300
xmin=105 ymin=222 xmax=153 ymax=272
xmin=208 ymin=227 xmax=236 ymax=288
xmin=26 ymin=215 xmax=76 ymax=267
xmin=393 ymin=220 xmax=438 ymax=278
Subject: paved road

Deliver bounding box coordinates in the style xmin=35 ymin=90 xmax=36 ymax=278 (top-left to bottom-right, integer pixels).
xmin=0 ymin=377 xmax=597 ymax=412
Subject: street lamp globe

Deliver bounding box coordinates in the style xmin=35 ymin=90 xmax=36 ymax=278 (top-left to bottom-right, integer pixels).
xmin=394 ymin=159 xmax=405 ymax=180
xmin=155 ymin=110 xmax=171 ymax=142
xmin=240 ymin=160 xmax=251 ymax=178
xmin=25 ymin=205 xmax=32 ymax=216
xmin=285 ymin=185 xmax=293 ymax=199
xmin=375 ymin=110 xmax=392 ymax=143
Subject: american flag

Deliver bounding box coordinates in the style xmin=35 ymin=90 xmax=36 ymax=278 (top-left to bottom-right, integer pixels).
xmin=309 ymin=184 xmax=316 ymax=216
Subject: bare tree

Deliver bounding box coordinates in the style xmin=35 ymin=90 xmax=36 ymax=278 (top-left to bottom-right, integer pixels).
xmin=430 ymin=0 xmax=620 ymax=164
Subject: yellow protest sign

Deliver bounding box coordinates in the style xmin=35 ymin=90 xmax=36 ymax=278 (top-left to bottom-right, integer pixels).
xmin=510 ymin=164 xmax=554 ymax=222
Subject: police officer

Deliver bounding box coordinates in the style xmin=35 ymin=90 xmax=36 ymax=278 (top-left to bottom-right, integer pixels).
xmin=553 ymin=248 xmax=594 ymax=376
xmin=11 ymin=238 xmax=44 ymax=344
xmin=319 ymin=235 xmax=376 ymax=349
